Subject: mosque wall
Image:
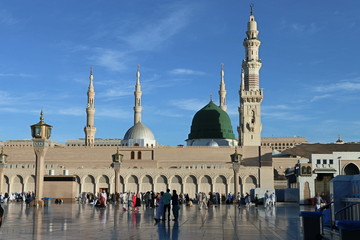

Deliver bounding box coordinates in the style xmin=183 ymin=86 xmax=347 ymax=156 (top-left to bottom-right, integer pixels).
xmin=1 ymin=145 xmax=274 ymax=198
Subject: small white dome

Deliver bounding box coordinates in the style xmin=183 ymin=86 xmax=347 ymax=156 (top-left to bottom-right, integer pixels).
xmin=207 ymin=139 xmax=219 ymax=147
xmin=272 ymin=149 xmax=281 ymax=155
xmin=123 ymin=122 xmax=155 ymax=141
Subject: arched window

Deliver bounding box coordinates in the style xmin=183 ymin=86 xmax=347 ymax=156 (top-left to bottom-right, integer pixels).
xmin=307 ymin=166 xmax=312 ymax=174
xmin=137 ymin=151 xmax=142 ymax=160
xmin=302 ymin=166 xmax=306 ymax=174
xmin=131 ymin=151 xmax=135 ymax=160
xmin=344 ymin=163 xmax=360 ymax=175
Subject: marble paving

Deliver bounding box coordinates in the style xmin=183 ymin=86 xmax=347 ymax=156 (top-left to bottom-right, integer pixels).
xmin=0 ymin=202 xmax=312 ymax=240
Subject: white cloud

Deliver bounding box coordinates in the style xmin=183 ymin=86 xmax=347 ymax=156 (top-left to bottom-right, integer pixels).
xmin=57 ymin=108 xmax=84 ymax=116
xmin=310 ymin=94 xmax=332 ymax=102
xmin=263 ymin=104 xmax=293 ymax=110
xmin=154 ymin=109 xmax=183 ymax=118
xmin=0 ymin=107 xmax=25 ymax=113
xmin=91 ymin=49 xmax=129 ymax=72
xmin=285 ymin=21 xmax=321 ymax=34
xmin=170 ymin=98 xmax=207 ymax=111
xmin=100 ymin=87 xmax=133 ymax=98
xmin=291 ymin=23 xmax=305 ymax=32
xmin=0 ymin=73 xmax=34 ymax=78
xmin=169 ymin=68 xmax=205 ymax=75
xmin=262 ymin=111 xmax=313 ymax=121
xmin=96 ymin=108 xmax=131 ymax=119
xmin=314 ymin=80 xmax=360 ymax=93
xmin=0 ymin=10 xmax=18 ymax=25
xmin=120 ymin=6 xmax=192 ymax=51
xmin=0 ymin=91 xmax=40 ymax=106
xmin=0 ymin=91 xmax=13 ymax=104
xmin=70 ymin=44 xmax=89 ymax=52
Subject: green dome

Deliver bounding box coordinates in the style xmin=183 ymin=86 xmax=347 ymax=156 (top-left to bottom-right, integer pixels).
xmin=188 ymin=101 xmax=236 ymax=140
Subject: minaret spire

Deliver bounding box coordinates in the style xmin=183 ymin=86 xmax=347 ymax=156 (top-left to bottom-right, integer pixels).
xmin=218 ymin=63 xmax=227 ymax=111
xmin=238 ymin=5 xmax=263 ymax=147
xmin=84 ymin=66 xmax=96 ymax=147
xmin=134 ymin=64 xmax=142 ymax=125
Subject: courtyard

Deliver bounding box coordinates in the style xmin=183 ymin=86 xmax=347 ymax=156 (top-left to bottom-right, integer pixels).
xmin=0 ymin=202 xmax=312 ymax=240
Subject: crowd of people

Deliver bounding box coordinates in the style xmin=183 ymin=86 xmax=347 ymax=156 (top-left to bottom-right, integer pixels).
xmin=76 ymin=189 xmax=278 ymax=216
xmin=0 ymin=192 xmax=35 ymax=204
xmin=0 ymin=189 xmax=283 ymax=228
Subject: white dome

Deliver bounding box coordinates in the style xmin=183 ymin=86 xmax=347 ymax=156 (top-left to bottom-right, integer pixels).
xmin=207 ymin=139 xmax=219 ymax=147
xmin=123 ymin=122 xmax=155 ymax=141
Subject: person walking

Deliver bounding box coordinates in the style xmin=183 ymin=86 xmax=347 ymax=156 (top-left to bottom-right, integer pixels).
xmin=315 ymin=192 xmax=325 ymax=211
xmin=254 ymin=194 xmax=259 ymax=207
xmin=264 ymin=190 xmax=270 ymax=207
xmin=154 ymin=192 xmax=164 ymax=223
xmin=237 ymin=192 xmax=241 ymax=208
xmin=163 ymin=189 xmax=172 ymax=221
xmin=245 ymin=193 xmax=251 ymax=208
xmin=171 ymin=190 xmax=180 ymax=221
xmin=199 ymin=192 xmax=208 ymax=210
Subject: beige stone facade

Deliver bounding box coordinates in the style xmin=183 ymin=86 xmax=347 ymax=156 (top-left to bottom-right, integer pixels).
xmin=261 ymin=137 xmax=307 ymax=152
xmin=1 ymin=145 xmax=273 ymax=199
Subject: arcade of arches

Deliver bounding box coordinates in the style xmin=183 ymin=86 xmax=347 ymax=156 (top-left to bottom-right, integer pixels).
xmin=2 ymin=173 xmax=259 ymax=198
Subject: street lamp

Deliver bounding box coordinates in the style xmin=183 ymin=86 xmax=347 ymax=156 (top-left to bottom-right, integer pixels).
xmin=230 ymin=147 xmax=242 ymax=196
xmin=30 ymin=110 xmax=52 ymax=207
xmin=112 ymin=147 xmax=123 ymax=194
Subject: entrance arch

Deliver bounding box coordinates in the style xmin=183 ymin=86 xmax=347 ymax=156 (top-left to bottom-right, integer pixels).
xmin=11 ymin=175 xmax=23 ymax=193
xmin=83 ymin=175 xmax=95 ymax=193
xmin=2 ymin=175 xmax=9 ymax=193
xmin=244 ymin=175 xmax=257 ymax=194
xmin=199 ymin=175 xmax=212 ymax=194
xmin=74 ymin=175 xmax=81 ymax=195
xmin=141 ymin=175 xmax=153 ymax=192
xmin=25 ymin=175 xmax=35 ymax=193
xmin=343 ymin=163 xmax=360 ymax=175
xmin=184 ymin=175 xmax=197 ymax=199
xmin=126 ymin=175 xmax=139 ymax=193
xmin=155 ymin=175 xmax=167 ymax=193
xmin=214 ymin=175 xmax=227 ymax=195
xmin=170 ymin=175 xmax=182 ymax=194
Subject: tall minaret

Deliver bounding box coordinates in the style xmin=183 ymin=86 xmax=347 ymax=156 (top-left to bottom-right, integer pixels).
xmin=84 ymin=67 xmax=96 ymax=147
xmin=238 ymin=5 xmax=263 ymax=146
xmin=218 ymin=63 xmax=227 ymax=111
xmin=134 ymin=65 xmax=142 ymax=125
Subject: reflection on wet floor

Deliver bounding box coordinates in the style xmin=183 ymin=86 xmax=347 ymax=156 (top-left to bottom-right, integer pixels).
xmin=0 ymin=203 xmax=311 ymax=239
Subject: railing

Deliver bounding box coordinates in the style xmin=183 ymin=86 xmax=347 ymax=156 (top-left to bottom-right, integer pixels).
xmin=335 ymin=202 xmax=360 ymax=221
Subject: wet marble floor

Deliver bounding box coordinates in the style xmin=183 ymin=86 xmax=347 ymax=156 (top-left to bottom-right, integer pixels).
xmin=0 ymin=202 xmax=312 ymax=240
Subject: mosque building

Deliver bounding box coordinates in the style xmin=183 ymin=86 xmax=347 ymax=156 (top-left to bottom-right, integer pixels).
xmin=0 ymin=9 xmax=276 ymax=201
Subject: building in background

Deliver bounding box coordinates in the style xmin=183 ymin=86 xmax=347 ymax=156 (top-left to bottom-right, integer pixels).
xmin=285 ymin=143 xmax=360 ymax=204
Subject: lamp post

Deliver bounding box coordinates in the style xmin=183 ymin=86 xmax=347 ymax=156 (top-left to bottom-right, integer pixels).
xmin=0 ymin=148 xmax=9 ymax=193
xmin=30 ymin=110 xmax=52 ymax=207
xmin=231 ymin=148 xmax=242 ymax=196
xmin=112 ymin=147 xmax=123 ymax=194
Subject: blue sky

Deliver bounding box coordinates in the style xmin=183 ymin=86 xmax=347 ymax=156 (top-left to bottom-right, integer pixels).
xmin=0 ymin=0 xmax=359 ymax=146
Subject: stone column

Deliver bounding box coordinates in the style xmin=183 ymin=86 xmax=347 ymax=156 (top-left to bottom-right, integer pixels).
xmin=33 ymin=139 xmax=50 ymax=207
xmin=114 ymin=166 xmax=121 ymax=194
xmin=0 ymin=167 xmax=5 ymax=193
xmin=0 ymin=148 xmax=9 ymax=194
xmin=233 ymin=162 xmax=241 ymax=195
xmin=112 ymin=148 xmax=123 ymax=194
